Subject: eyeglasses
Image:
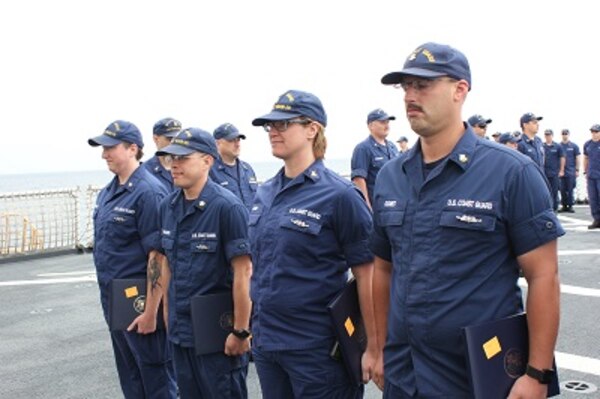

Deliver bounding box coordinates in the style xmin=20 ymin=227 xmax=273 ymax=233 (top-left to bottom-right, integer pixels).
xmin=165 ymin=154 xmax=206 ymax=162
xmin=477 ymin=124 xmax=487 ymax=129
xmin=394 ymin=77 xmax=456 ymax=92
xmin=263 ymin=119 xmax=312 ymax=133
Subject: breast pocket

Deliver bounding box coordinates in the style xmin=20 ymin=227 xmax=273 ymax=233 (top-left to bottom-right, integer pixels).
xmin=107 ymin=213 xmax=137 ymax=244
xmin=377 ymin=210 xmax=406 ymax=247
xmin=279 ymin=216 xmax=323 ymax=236
xmin=436 ymin=210 xmax=498 ymax=277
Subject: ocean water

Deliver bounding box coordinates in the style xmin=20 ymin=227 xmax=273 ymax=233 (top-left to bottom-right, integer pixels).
xmin=0 ymin=158 xmax=351 ymax=193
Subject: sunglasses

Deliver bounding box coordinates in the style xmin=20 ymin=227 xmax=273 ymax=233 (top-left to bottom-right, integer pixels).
xmin=477 ymin=124 xmax=487 ymax=129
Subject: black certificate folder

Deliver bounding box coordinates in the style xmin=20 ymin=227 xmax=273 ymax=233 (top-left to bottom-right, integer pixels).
xmin=191 ymin=292 xmax=233 ymax=355
xmin=109 ymin=278 xmax=165 ymax=331
xmin=327 ymin=279 xmax=367 ymax=386
xmin=462 ymin=313 xmax=559 ymax=398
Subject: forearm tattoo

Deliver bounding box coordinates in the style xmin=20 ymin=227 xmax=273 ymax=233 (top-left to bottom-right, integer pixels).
xmin=149 ymin=257 xmax=162 ymax=291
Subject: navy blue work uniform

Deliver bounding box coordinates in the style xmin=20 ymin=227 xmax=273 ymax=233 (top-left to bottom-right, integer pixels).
xmin=159 ymin=180 xmax=250 ymax=399
xmin=249 ymin=160 xmax=373 ymax=399
xmin=517 ymin=134 xmax=545 ymax=168
xmin=93 ymin=166 xmax=177 ymax=399
xmin=584 ymin=139 xmax=600 ymax=222
xmin=142 ymin=155 xmax=174 ymax=191
xmin=209 ymin=157 xmax=258 ymax=210
xmin=543 ymin=141 xmax=565 ymax=211
xmin=371 ymin=128 xmax=564 ymax=397
xmin=560 ymin=141 xmax=580 ymax=209
xmin=351 ymin=136 xmax=399 ymax=204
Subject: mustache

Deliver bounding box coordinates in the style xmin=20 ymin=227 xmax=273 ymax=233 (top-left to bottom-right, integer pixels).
xmin=406 ymin=104 xmax=423 ymax=112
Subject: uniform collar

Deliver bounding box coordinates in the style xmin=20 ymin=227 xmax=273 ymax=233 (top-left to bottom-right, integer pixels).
xmin=368 ymin=135 xmax=391 ymax=148
xmin=403 ymin=124 xmax=477 ymax=173
xmin=111 ymin=165 xmax=144 ymax=193
xmin=215 ymin=157 xmax=239 ymax=170
xmin=169 ymin=179 xmax=217 ymax=213
xmin=522 ymin=134 xmax=538 ymax=144
xmin=274 ymin=159 xmax=324 ymax=189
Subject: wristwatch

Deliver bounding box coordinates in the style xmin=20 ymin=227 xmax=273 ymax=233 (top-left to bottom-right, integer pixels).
xmin=231 ymin=328 xmax=251 ymax=340
xmin=525 ymin=364 xmax=554 ymax=384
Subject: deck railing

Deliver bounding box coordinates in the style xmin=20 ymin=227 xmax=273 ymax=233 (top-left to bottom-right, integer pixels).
xmin=0 ymin=176 xmax=590 ymax=259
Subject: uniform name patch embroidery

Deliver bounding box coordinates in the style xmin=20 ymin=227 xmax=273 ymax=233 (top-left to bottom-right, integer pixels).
xmin=291 ymin=218 xmax=309 ymax=228
xmin=456 ymin=214 xmax=482 ymax=224
xmin=114 ymin=206 xmax=135 ymax=214
xmin=191 ymin=232 xmax=217 ymax=239
xmin=446 ymin=199 xmax=493 ymax=210
xmin=289 ymin=208 xmax=321 ymax=220
xmin=383 ymin=200 xmax=397 ymax=208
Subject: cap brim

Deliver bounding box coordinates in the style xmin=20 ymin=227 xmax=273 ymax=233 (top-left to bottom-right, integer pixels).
xmin=155 ymin=144 xmax=196 ymax=156
xmin=381 ymin=68 xmax=446 ymax=84
xmin=252 ymin=110 xmax=303 ymax=126
xmin=485 ymin=119 xmax=492 ymax=124
xmin=88 ymin=135 xmax=121 ymax=147
xmin=369 ymin=116 xmax=396 ymax=123
xmin=219 ymin=133 xmax=246 ymax=140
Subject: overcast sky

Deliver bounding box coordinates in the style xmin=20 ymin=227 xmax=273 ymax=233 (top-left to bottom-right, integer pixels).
xmin=1 ymin=1 xmax=598 ymax=175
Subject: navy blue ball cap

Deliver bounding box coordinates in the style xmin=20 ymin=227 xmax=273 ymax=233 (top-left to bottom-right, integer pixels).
xmin=520 ymin=112 xmax=543 ymax=125
xmin=156 ymin=128 xmax=219 ymax=159
xmin=367 ymin=108 xmax=396 ymax=124
xmin=499 ymin=132 xmax=518 ymax=144
xmin=213 ymin=123 xmax=246 ymax=140
xmin=153 ymin=117 xmax=182 ymax=138
xmin=590 ymin=124 xmax=600 ymax=132
xmin=467 ymin=114 xmax=492 ymax=126
xmin=88 ymin=120 xmax=144 ymax=148
xmin=252 ymin=90 xmax=327 ymax=127
xmin=544 ymin=129 xmax=554 ymax=135
xmin=381 ymin=42 xmax=471 ymax=90
xmin=397 ymin=136 xmax=408 ymax=143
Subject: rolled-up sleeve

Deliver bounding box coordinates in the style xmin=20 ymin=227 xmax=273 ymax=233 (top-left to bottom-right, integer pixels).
xmin=506 ymin=163 xmax=565 ymax=256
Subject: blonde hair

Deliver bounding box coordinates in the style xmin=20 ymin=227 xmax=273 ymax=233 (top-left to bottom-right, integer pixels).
xmin=312 ymin=122 xmax=327 ymax=160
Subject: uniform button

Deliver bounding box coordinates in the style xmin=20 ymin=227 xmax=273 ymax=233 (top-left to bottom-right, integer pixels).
xmin=546 ymin=221 xmax=554 ymax=229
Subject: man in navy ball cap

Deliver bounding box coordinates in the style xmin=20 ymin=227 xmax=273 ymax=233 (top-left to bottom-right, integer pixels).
xmin=141 ymin=117 xmax=182 ymax=191
xmin=517 ymin=112 xmax=545 ymax=167
xmin=372 ymin=43 xmax=563 ymax=397
xmin=351 ymin=108 xmax=399 ymax=208
xmin=209 ymin=123 xmax=258 ymax=210
xmin=155 ymin=127 xmax=253 ymax=398
xmin=467 ymin=114 xmax=493 ymax=139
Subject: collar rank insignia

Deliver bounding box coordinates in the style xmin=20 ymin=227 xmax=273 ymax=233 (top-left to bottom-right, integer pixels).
xmin=458 ymin=154 xmax=468 ymax=163
xmin=197 ymin=200 xmax=206 ymax=210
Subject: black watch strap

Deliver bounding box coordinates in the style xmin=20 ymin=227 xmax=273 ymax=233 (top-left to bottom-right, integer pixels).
xmin=525 ymin=364 xmax=554 ymax=384
xmin=231 ymin=328 xmax=251 ymax=339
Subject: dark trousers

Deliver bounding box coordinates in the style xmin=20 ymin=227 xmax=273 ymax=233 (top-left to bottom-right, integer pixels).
xmin=588 ymin=178 xmax=600 ymax=221
xmin=110 ymin=329 xmax=177 ymax=399
xmin=172 ymin=344 xmax=248 ymax=399
xmin=253 ymin=345 xmax=364 ymax=399
xmin=560 ymin=175 xmax=576 ymax=208
xmin=546 ymin=175 xmax=560 ymax=211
